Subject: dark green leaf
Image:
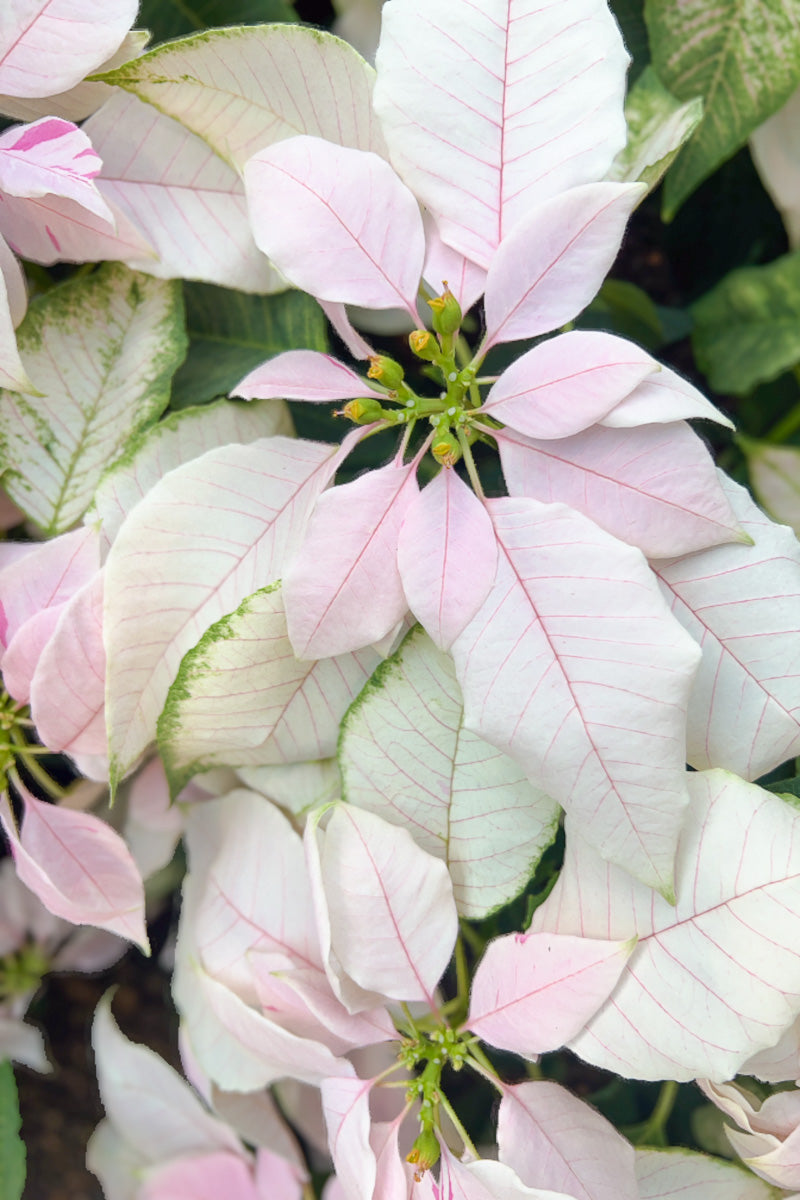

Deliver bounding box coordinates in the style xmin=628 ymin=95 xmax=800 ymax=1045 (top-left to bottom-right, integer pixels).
xmin=611 ymin=0 xmax=649 ymax=82
xmin=691 ymin=249 xmax=800 ymax=395
xmin=171 ymin=284 xmax=328 ymax=408
xmin=0 ymin=1060 xmax=25 ymax=1200
xmin=137 ymin=0 xmax=296 ymax=45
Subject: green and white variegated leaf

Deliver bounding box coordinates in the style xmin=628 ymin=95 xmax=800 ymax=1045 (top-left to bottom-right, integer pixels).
xmin=339 ymin=626 xmax=560 ymax=919
xmin=0 ymin=264 xmax=185 ymax=536
xmin=89 ymin=396 xmax=293 ymax=548
xmin=158 ymin=583 xmax=381 ymax=797
xmin=237 ymin=759 xmax=340 ymax=816
xmin=0 ymin=1060 xmax=25 ymax=1200
xmin=646 ymin=0 xmax=800 ymax=218
xmin=741 ymin=438 xmax=800 ymax=536
xmin=97 ymin=24 xmax=387 ymax=171
xmin=691 ymin=250 xmax=800 ymax=395
xmin=635 ymin=1149 xmax=779 ymax=1200
xmin=607 ymin=66 xmax=703 ymax=196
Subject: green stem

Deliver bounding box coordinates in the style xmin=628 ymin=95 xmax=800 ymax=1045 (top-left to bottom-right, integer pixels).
xmin=438 ymin=1090 xmax=479 ymax=1159
xmin=766 ymin=390 xmax=800 ymax=443
xmin=458 ymin=920 xmax=483 ymax=955
xmin=454 ymin=335 xmax=482 ymax=407
xmin=457 ymin=433 xmax=485 ymax=501
xmin=464 ymin=1050 xmax=504 ymax=1093
xmin=8 ymin=730 xmax=64 ymax=800
xmin=634 ymin=1080 xmax=679 ymax=1146
xmin=455 ymin=936 xmax=469 ymax=1012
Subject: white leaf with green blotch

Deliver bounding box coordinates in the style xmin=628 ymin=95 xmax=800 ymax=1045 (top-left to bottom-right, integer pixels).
xmin=0 ymin=264 xmax=185 ymax=536
xmin=237 ymin=759 xmax=339 ymax=815
xmin=104 ymin=436 xmax=343 ymax=785
xmin=635 ymin=1149 xmax=779 ymax=1199
xmin=691 ymin=250 xmax=800 ymax=395
xmin=89 ymin=396 xmax=292 ymax=549
xmin=607 ymin=66 xmax=703 ymax=196
xmin=96 ymin=24 xmax=386 ymax=171
xmin=158 ymin=582 xmax=381 ymax=796
xmin=339 ymin=625 xmax=560 ymax=919
xmin=742 ymin=438 xmax=800 ymax=536
xmin=645 ymin=0 xmax=800 ymax=218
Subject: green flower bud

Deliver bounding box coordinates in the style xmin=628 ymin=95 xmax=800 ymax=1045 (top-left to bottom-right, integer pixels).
xmin=409 ymin=329 xmax=439 ymax=361
xmin=431 ymin=427 xmax=462 ymax=467
xmin=407 ymin=1126 xmax=441 ymax=1179
xmin=427 ymin=284 xmax=462 ymax=336
xmin=367 ymin=355 xmax=405 ymax=388
xmin=341 ymin=397 xmax=386 ymax=424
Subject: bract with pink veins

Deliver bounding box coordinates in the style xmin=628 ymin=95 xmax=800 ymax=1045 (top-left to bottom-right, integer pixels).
xmin=700 ymin=1079 xmax=800 ymax=1192
xmin=88 ymin=994 xmax=306 ymax=1200
xmin=173 ymin=790 xmax=395 ymax=1093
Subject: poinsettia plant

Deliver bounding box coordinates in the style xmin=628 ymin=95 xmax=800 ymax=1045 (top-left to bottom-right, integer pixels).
xmin=3 ymin=1 xmax=800 ymax=1198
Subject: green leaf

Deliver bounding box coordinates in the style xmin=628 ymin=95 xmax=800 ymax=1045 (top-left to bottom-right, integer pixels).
xmin=158 ymin=583 xmax=381 ymax=797
xmin=645 ymin=0 xmax=800 ymax=217
xmin=611 ymin=0 xmax=650 ymax=82
xmin=171 ymin=283 xmax=328 ymax=408
xmin=137 ymin=0 xmax=296 ymax=44
xmin=691 ymin=249 xmax=800 ymax=395
xmin=0 ymin=1060 xmax=25 ymax=1200
xmin=0 ymin=265 xmax=186 ymax=535
xmin=608 ymin=66 xmax=703 ymax=196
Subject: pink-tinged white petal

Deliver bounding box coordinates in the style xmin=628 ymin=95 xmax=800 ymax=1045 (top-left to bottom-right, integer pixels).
xmin=0 ymin=118 xmax=110 ymax=221
xmin=233 ymin=351 xmax=384 ymax=404
xmin=531 ymin=770 xmax=800 ymax=1082
xmin=466 ymin=931 xmax=633 ymax=1056
xmin=655 ymin=474 xmax=800 ymax=780
xmin=309 ymin=805 xmax=458 ymax=1007
xmin=123 ymin=757 xmax=183 ymax=881
xmin=0 ymin=229 xmax=26 ymax=326
xmin=0 ymin=1016 xmax=49 ymax=1072
xmin=496 ymin=421 xmax=745 ymax=558
xmin=602 ymin=364 xmax=734 ymax=429
xmin=176 ymin=950 xmax=353 ymax=1090
xmin=0 ymin=783 xmax=148 ymax=951
xmin=0 ymin=30 xmax=149 ymax=124
xmin=104 ymin=437 xmax=340 ymax=781
xmin=244 ymin=136 xmax=424 ymax=319
xmin=374 ymin=0 xmax=629 ymax=268
xmin=397 ymin=470 xmax=497 ymax=650
xmin=321 ymin=1076 xmax=377 ymax=1200
xmin=194 ymin=791 xmax=320 ymax=999
xmin=29 ymin=570 xmax=106 ymax=760
xmin=0 ymin=188 xmax=153 ymax=265
xmin=92 ymin=995 xmax=242 ymax=1164
xmin=635 ymin=1148 xmax=778 ymax=1200
xmin=2 ymin=604 xmax=64 ymax=702
xmin=255 ymin=1149 xmax=307 ymax=1200
xmin=0 ymin=1 xmax=138 ymax=99
xmin=450 ymin=497 xmax=700 ymax=896
xmin=319 ymin=300 xmax=375 ymax=360
xmin=497 ymin=1080 xmax=638 ymax=1200
xmin=436 ymin=1144 xmax=557 ymax=1200
xmin=85 ymin=92 xmax=280 ymax=292
xmin=482 ymin=183 xmax=644 ymax=349
xmin=284 ymin=460 xmax=418 ymax=660
xmin=482 ymin=331 xmax=658 ymax=439
xmin=0 ymin=235 xmax=31 ymax=391
xmin=251 ymin=960 xmax=395 ymax=1053
xmin=0 ymin=528 xmax=99 ymax=651
xmin=422 ymin=212 xmax=487 ymax=315
xmin=140 ymin=1154 xmax=261 ymax=1200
